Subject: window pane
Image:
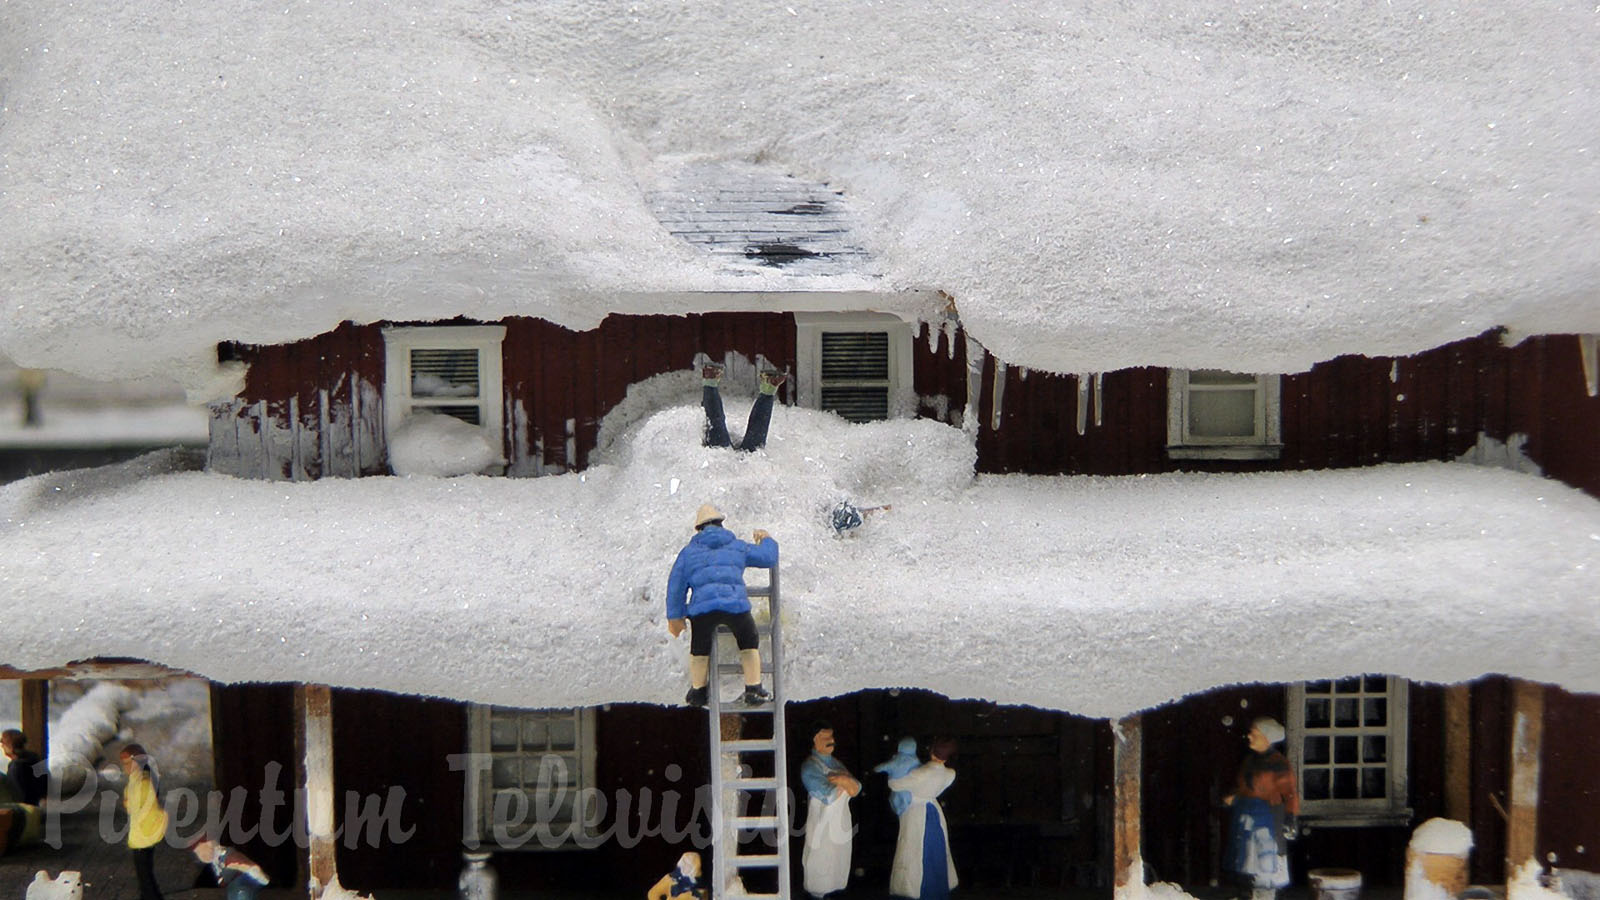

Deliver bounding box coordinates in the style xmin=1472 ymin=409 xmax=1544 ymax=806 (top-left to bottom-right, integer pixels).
xmin=1305 ymin=698 xmax=1331 ymax=729
xmin=1364 ymin=698 xmax=1388 ymax=726
xmin=489 ymin=715 xmax=519 ymax=751
xmin=1333 ymin=767 xmax=1358 ymax=799
xmin=1303 ymin=736 xmax=1330 ymax=765
xmin=1334 ymin=698 xmax=1359 ymax=728
xmin=425 ymin=404 xmax=482 ymax=426
xmin=1188 ymin=389 xmax=1256 ymax=438
xmin=491 ymin=757 xmax=521 ymax=789
xmin=1188 ymin=370 xmax=1258 ymax=386
xmin=411 ymin=348 xmax=480 ymax=397
xmin=821 ymin=386 xmax=889 ymax=423
xmin=1364 ymin=675 xmax=1388 ymax=692
xmin=491 ymin=789 xmax=529 ymax=826
xmin=1304 ymin=768 xmax=1331 ymax=801
xmin=1362 ymin=735 xmax=1388 ymax=764
xmin=1334 ymin=736 xmax=1359 ymax=764
xmin=521 ymin=716 xmax=549 ymax=749
xmin=1305 ymin=681 xmax=1332 ymax=695
xmin=1361 ymin=767 xmax=1388 ymax=799
xmin=1334 ymin=677 xmax=1362 ymax=694
xmin=547 ymin=717 xmax=577 ymax=750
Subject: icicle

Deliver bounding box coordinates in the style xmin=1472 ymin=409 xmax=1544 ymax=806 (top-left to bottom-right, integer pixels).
xmin=1581 ymin=334 xmax=1598 ymax=397
xmin=925 ymin=321 xmax=941 ymax=355
xmin=565 ymin=417 xmax=578 ymax=469
xmin=1018 ymin=366 xmax=1029 ymax=381
xmin=1093 ymin=372 xmax=1104 ymax=427
xmin=943 ymin=320 xmax=959 ymax=359
xmin=1390 ymin=360 xmax=1400 ymax=383
xmin=990 ymin=361 xmax=1007 ymax=430
xmin=962 ymin=335 xmax=985 ymax=436
xmin=1076 ymin=373 xmax=1090 ymax=436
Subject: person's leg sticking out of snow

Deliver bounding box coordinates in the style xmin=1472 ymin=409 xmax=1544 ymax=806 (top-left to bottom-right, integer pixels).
xmin=735 ymin=369 xmax=785 ymax=452
xmin=701 ymin=360 xmax=732 ymax=448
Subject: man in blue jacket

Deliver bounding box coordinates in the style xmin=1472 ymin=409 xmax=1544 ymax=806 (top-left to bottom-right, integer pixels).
xmin=667 ymin=503 xmax=779 ymax=707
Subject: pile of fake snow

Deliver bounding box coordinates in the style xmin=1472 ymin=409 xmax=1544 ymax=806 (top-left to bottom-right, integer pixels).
xmin=2 ymin=405 xmax=1599 ymax=717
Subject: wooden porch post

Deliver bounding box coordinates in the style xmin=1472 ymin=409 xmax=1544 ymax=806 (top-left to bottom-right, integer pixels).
xmin=19 ymin=680 xmax=48 ymax=762
xmin=1114 ymin=714 xmax=1143 ymax=898
xmin=296 ymin=684 xmax=339 ymax=900
xmin=1443 ymin=684 xmax=1471 ymax=823
xmin=1506 ymin=680 xmax=1544 ymax=888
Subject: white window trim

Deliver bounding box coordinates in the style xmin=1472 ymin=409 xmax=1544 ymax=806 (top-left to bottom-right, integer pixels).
xmin=1287 ymin=678 xmax=1412 ymax=827
xmin=464 ymin=705 xmax=599 ymax=851
xmin=1166 ymin=369 xmax=1283 ymax=460
xmin=381 ymin=325 xmax=506 ymax=447
xmin=793 ymin=312 xmax=915 ymax=419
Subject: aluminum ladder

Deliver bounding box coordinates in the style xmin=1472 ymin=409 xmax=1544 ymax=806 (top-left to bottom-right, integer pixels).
xmin=706 ymin=562 xmax=791 ymax=900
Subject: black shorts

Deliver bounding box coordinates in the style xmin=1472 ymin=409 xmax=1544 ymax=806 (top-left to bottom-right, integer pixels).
xmin=689 ymin=610 xmax=760 ymax=656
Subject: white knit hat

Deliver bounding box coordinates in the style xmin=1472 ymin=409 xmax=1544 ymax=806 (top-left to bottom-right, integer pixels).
xmin=1252 ymin=717 xmax=1286 ymax=745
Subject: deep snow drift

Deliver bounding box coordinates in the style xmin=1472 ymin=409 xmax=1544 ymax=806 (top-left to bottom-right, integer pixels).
xmin=2 ymin=1 xmax=1596 ymax=385
xmin=2 ymin=405 xmax=1597 ymax=717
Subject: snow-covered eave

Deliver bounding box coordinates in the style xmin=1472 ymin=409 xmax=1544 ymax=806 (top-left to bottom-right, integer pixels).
xmin=3 ymin=441 xmax=1597 ymax=720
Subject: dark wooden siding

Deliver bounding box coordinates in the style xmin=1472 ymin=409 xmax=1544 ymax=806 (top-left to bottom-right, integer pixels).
xmin=209 ymin=682 xmax=302 ymax=886
xmin=210 ymin=321 xmax=387 ymax=480
xmin=968 ymin=331 xmax=1600 ymax=498
xmin=1538 ymin=685 xmax=1600 ymax=880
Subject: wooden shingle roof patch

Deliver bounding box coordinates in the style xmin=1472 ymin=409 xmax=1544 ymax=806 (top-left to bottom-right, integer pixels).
xmin=648 ymin=163 xmax=876 ymax=277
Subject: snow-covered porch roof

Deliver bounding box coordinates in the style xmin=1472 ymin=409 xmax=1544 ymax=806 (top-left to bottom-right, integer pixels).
xmin=2 ymin=404 xmax=1596 ymax=719
xmin=2 ymin=2 xmax=1597 ymax=388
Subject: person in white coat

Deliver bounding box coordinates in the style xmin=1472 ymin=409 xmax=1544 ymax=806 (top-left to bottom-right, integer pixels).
xmin=888 ymin=738 xmax=958 ymax=900
xmin=800 ymin=723 xmax=860 ymax=899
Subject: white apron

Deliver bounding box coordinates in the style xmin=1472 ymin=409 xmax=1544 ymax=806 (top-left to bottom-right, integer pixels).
xmin=802 ymin=791 xmax=854 ymax=896
xmin=888 ymin=762 xmax=959 ymax=898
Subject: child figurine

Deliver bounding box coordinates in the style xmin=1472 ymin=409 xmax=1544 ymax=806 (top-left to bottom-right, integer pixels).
xmin=873 ymin=736 xmax=921 ymax=817
xmin=647 ymin=851 xmax=706 ymax=900
xmin=190 ymin=838 xmax=269 ymax=900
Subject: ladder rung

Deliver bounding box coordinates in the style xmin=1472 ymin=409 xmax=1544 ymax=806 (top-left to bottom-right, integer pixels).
xmin=747 ymin=586 xmax=772 ymax=598
xmin=731 ymin=854 xmax=782 ymax=868
xmin=715 ymin=664 xmax=773 ymax=674
xmin=727 ymin=776 xmax=778 ymax=790
xmin=721 ymin=739 xmax=778 ymax=752
xmin=725 ymin=893 xmax=782 ymax=900
xmin=733 ymin=816 xmax=781 ymax=829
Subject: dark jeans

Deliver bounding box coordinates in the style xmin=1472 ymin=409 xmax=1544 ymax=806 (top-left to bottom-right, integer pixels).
xmin=133 ymin=845 xmax=165 ymax=900
xmin=703 ymin=386 xmax=773 ymax=452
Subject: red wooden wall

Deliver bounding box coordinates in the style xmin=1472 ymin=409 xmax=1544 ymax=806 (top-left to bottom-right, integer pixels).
xmin=213 ymin=320 xmax=1598 ymax=502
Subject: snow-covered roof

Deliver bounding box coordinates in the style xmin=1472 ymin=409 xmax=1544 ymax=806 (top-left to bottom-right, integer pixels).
xmin=3 ymin=2 xmax=1596 ymax=387
xmin=3 ymin=404 xmax=1597 ymax=718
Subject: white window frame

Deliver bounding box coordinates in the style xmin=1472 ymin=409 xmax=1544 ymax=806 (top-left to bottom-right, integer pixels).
xmin=1166 ymin=369 xmax=1283 ymax=460
xmin=1287 ymin=677 xmax=1412 ymax=827
xmin=464 ymin=705 xmax=599 ymax=851
xmin=381 ymin=325 xmax=506 ymax=448
xmin=794 ymin=312 xmax=915 ymax=421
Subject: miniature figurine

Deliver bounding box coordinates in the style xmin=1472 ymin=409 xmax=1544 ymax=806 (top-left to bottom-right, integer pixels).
xmin=801 ymin=723 xmax=861 ymax=900
xmin=1222 ymin=717 xmax=1299 ymax=900
xmin=1 ymin=729 xmax=47 ymax=806
xmin=646 ymin=851 xmax=707 ymax=900
xmin=829 ymin=501 xmax=892 ymax=534
xmin=119 ymin=744 xmax=169 ymax=900
xmin=666 ymin=504 xmax=779 ymax=707
xmin=888 ymin=737 xmax=959 ymax=900
xmin=190 ymin=838 xmax=270 ymax=900
xmin=23 ymin=870 xmax=82 ymax=900
xmin=873 ymin=736 xmax=921 ymax=816
xmin=700 ymin=359 xmax=786 ymax=452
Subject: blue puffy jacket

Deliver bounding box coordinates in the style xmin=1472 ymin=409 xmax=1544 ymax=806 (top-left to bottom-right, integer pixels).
xmin=666 ymin=525 xmax=779 ymax=619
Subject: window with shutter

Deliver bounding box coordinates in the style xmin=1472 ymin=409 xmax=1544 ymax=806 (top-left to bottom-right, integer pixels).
xmin=382 ymin=325 xmax=505 ymax=446
xmin=795 ymin=313 xmax=914 ymax=422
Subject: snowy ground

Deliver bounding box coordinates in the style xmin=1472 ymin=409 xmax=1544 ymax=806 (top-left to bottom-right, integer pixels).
xmin=1 ymin=403 xmax=1598 ymax=719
